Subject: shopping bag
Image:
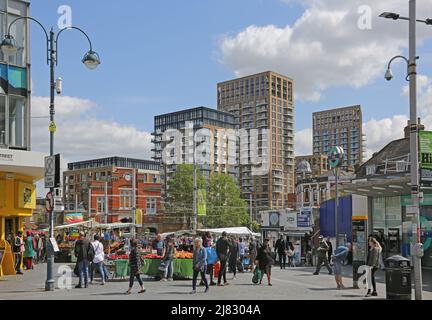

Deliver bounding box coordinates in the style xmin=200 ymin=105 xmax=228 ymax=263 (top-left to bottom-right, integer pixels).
xmin=158 ymin=261 xmax=167 ymax=273
xmin=252 ymin=268 xmax=261 ymax=284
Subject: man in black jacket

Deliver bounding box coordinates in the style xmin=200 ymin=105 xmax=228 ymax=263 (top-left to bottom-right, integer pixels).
xmin=74 ymin=231 xmax=94 ymax=288
xmin=216 ymin=231 xmax=230 ymax=286
xmin=274 ymin=235 xmax=287 ymax=269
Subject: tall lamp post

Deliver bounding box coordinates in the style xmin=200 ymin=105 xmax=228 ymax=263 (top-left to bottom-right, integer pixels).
xmin=379 ymin=0 xmax=431 ymax=300
xmin=328 ymin=146 xmax=344 ymax=248
xmin=1 ymin=17 xmax=100 ymax=292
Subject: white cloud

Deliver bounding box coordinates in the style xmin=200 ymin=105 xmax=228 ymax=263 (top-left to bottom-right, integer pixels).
xmin=220 ymin=0 xmax=432 ymax=101
xmin=31 ymin=96 xmax=153 ymax=162
xmin=294 ymin=127 xmax=312 ymax=156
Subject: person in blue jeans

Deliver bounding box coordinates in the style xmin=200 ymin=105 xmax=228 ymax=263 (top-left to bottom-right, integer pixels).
xmin=162 ymin=238 xmax=175 ymax=281
xmin=191 ymin=238 xmax=209 ymax=294
xmin=332 ymin=245 xmax=349 ymax=289
xmin=74 ymin=231 xmax=94 ymax=288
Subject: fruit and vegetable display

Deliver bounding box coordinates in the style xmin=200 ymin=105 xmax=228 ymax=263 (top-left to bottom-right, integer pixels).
xmin=108 ymin=253 xmax=129 ymax=260
xmin=144 ymin=253 xmax=163 ymax=259
xmin=174 ymin=251 xmax=193 ymax=259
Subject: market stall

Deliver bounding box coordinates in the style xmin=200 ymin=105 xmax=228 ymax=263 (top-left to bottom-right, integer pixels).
xmin=54 ymin=220 xmax=99 ymax=263
xmin=139 ymin=251 xmax=194 ymax=280
xmin=197 ymin=227 xmax=261 ymax=238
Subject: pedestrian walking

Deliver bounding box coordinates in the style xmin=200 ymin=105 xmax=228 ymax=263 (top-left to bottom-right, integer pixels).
xmin=161 ymin=238 xmax=175 ymax=281
xmin=216 ymin=231 xmax=230 ymax=286
xmin=365 ymin=237 xmax=382 ymax=297
xmin=23 ymin=231 xmax=35 ymax=270
xmin=238 ymin=238 xmax=246 ymax=271
xmin=74 ymin=231 xmax=94 ymax=288
xmin=313 ymin=236 xmax=332 ymax=275
xmin=286 ymin=240 xmax=295 ymax=268
xmin=332 ymin=245 xmax=349 ymax=289
xmin=205 ymin=244 xmax=218 ymax=286
xmin=13 ymin=231 xmax=24 ymax=274
xmin=90 ymin=235 xmax=106 ymax=285
xmin=249 ymin=238 xmax=257 ymax=272
xmin=191 ymin=238 xmax=209 ymax=294
xmin=228 ymin=237 xmax=240 ymax=279
xmin=257 ymin=238 xmax=273 ymax=286
xmin=125 ymin=239 xmax=146 ymax=294
xmin=274 ymin=235 xmax=287 ymax=269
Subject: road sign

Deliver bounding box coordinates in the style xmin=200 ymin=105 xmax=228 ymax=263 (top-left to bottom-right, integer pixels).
xmin=49 ymin=121 xmax=57 ymax=133
xmin=46 ymin=192 xmax=54 ymax=212
xmin=54 ymin=196 xmax=64 ymax=212
xmin=44 ymin=154 xmax=61 ymax=188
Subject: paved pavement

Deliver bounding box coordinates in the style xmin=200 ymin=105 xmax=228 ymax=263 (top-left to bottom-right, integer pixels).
xmin=0 ymin=263 xmax=431 ymax=300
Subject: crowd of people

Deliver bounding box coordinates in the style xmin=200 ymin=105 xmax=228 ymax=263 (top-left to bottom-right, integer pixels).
xmin=12 ymin=231 xmax=47 ymax=275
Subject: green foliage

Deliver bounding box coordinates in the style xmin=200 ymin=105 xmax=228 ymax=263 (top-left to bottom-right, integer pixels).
xmin=205 ymin=173 xmax=250 ymax=228
xmin=251 ymin=220 xmax=261 ymax=233
xmin=165 ymin=164 xmax=206 ymax=218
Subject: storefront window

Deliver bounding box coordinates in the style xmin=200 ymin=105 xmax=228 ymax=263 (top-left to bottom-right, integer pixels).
xmin=8 ymin=96 xmax=26 ymax=148
xmin=372 ymin=197 xmax=386 ymax=229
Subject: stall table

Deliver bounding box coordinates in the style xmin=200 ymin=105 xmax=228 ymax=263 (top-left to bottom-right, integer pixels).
xmin=140 ymin=258 xmax=193 ymax=279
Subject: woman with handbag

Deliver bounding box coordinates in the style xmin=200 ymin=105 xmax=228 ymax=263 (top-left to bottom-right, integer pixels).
xmin=286 ymin=240 xmax=295 ymax=268
xmin=191 ymin=238 xmax=209 ymax=294
xmin=256 ymin=239 xmax=273 ymax=286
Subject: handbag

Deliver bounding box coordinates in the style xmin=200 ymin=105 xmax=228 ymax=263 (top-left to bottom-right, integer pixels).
xmin=287 ymin=250 xmax=294 ymax=257
xmin=158 ymin=261 xmax=167 ymax=272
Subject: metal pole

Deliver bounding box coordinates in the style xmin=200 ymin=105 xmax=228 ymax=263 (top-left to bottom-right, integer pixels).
xmin=250 ymin=193 xmax=253 ymax=230
xmin=409 ymin=0 xmax=423 ymax=300
xmin=132 ymin=168 xmax=136 ymax=238
xmin=88 ymin=188 xmax=91 ymax=219
xmin=335 ymin=168 xmax=339 ymax=248
xmin=45 ymin=29 xmax=55 ymax=292
xmin=193 ymin=141 xmax=197 ymax=232
xmin=104 ymin=181 xmax=108 ymax=224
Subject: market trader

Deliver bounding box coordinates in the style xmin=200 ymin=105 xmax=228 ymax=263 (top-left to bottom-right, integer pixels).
xmin=216 ymin=231 xmax=230 ymax=286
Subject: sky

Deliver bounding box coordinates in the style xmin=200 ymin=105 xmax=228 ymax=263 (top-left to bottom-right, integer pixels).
xmin=28 ymin=0 xmax=432 ymax=163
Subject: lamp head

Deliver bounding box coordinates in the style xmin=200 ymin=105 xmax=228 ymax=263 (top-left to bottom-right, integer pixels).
xmin=0 ymin=35 xmax=18 ymax=56
xmin=82 ymin=50 xmax=100 ymax=70
xmin=385 ymin=68 xmax=394 ymax=81
xmin=379 ymin=12 xmax=400 ymax=20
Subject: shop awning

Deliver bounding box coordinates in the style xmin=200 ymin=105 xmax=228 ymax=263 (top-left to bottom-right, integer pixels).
xmin=343 ymin=176 xmax=411 ymax=197
xmin=97 ymin=222 xmax=134 ymax=230
xmin=55 ymin=220 xmax=99 ymax=230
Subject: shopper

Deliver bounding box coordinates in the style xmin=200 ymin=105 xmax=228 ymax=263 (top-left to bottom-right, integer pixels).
xmin=205 ymin=244 xmax=218 ymax=286
xmin=228 ymin=237 xmax=240 ymax=279
xmin=274 ymin=235 xmax=287 ymax=269
xmin=90 ymin=235 xmax=106 ymax=285
xmin=286 ymin=240 xmax=295 ymax=268
xmin=257 ymin=238 xmax=273 ymax=286
xmin=162 ymin=238 xmax=175 ymax=281
xmin=313 ymin=236 xmax=332 ymax=275
xmin=332 ymin=245 xmax=349 ymax=289
xmin=191 ymin=238 xmax=209 ymax=294
xmin=13 ymin=231 xmax=24 ymax=274
xmin=366 ymin=237 xmax=382 ymax=297
xmin=238 ymin=238 xmax=246 ymax=270
xmin=249 ymin=238 xmax=257 ymax=271
xmin=152 ymin=234 xmax=165 ymax=257
xmin=23 ymin=231 xmax=35 ymax=270
xmin=216 ymin=231 xmax=230 ymax=286
xmin=74 ymin=231 xmax=94 ymax=288
xmin=125 ymin=238 xmax=146 ymax=294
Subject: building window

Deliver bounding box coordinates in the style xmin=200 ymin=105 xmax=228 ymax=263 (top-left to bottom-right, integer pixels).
xmin=120 ymin=190 xmax=132 ymax=209
xmin=97 ymin=196 xmax=105 ymax=213
xmin=8 ymin=96 xmax=27 ymax=148
xmin=366 ymin=165 xmax=376 ymax=176
xmin=146 ymin=198 xmax=157 ymax=215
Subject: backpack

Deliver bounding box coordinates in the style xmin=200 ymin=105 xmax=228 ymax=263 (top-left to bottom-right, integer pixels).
xmin=87 ymin=242 xmax=95 ymax=261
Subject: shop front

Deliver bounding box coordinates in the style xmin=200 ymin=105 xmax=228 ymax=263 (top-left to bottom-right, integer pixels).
xmin=345 ymin=177 xmax=432 ymax=267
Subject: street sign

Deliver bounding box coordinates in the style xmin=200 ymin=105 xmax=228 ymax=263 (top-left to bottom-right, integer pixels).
xmin=45 ymin=192 xmax=54 ymax=212
xmin=406 ymin=205 xmax=419 ymax=215
xmin=44 ymin=154 xmax=61 ymax=188
xmin=54 ymin=196 xmax=64 ymax=212
xmin=49 ymin=121 xmax=57 ymax=133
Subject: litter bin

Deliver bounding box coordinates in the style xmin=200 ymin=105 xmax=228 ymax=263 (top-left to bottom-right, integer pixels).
xmin=385 ymin=255 xmax=412 ymax=300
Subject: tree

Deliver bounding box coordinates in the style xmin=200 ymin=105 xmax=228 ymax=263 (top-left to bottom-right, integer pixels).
xmin=251 ymin=220 xmax=261 ymax=233
xmin=165 ymin=164 xmax=206 ymax=225
xmin=205 ymin=173 xmax=250 ymax=228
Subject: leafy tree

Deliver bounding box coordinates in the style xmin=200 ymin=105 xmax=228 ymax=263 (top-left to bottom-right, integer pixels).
xmin=205 ymin=173 xmax=250 ymax=228
xmin=251 ymin=220 xmax=261 ymax=233
xmin=165 ymin=164 xmax=206 ymax=225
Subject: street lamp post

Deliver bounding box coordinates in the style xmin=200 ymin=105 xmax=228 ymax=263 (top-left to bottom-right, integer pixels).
xmin=380 ymin=0 xmax=430 ymax=300
xmin=1 ymin=17 xmax=100 ymax=292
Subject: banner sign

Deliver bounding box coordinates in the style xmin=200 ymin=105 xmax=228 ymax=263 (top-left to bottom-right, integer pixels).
xmin=198 ymin=189 xmax=206 ymax=216
xmin=64 ymin=213 xmax=83 ymax=224
xmin=297 ymin=208 xmax=313 ymax=228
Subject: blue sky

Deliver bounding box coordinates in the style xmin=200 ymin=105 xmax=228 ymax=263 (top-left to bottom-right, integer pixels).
xmin=29 ymin=0 xmax=432 ymax=160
